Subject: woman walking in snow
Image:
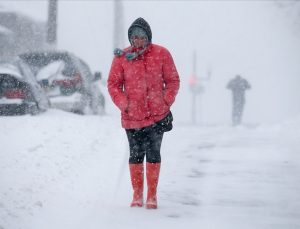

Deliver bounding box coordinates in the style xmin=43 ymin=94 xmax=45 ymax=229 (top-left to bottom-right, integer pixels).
xmin=107 ymin=17 xmax=180 ymax=209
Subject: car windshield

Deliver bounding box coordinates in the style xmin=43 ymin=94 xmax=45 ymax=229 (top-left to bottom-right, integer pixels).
xmin=35 ymin=60 xmax=65 ymax=81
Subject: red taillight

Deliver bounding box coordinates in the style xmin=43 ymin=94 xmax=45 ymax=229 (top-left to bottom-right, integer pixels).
xmin=53 ymin=74 xmax=82 ymax=88
xmin=4 ymin=89 xmax=26 ymax=99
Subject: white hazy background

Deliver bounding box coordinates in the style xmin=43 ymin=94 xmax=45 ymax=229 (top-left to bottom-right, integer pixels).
xmin=1 ymin=0 xmax=300 ymax=125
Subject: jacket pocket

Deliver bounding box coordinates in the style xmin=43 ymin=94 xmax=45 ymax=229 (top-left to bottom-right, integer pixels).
xmin=125 ymin=100 xmax=148 ymax=121
xmin=148 ymin=96 xmax=170 ymax=116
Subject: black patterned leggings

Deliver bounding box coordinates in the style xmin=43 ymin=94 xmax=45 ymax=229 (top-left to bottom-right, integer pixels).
xmin=126 ymin=125 xmax=164 ymax=164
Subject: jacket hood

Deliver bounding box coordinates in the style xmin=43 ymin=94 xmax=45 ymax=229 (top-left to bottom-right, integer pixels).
xmin=128 ymin=17 xmax=152 ymax=45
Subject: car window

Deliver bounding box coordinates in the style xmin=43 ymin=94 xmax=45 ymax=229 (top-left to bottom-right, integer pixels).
xmin=0 ymin=74 xmax=27 ymax=90
xmin=0 ymin=74 xmax=17 ymax=89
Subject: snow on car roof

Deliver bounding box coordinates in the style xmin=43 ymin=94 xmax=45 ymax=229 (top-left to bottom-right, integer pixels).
xmin=0 ymin=63 xmax=23 ymax=79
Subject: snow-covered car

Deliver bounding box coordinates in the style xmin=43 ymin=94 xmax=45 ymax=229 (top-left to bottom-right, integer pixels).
xmin=0 ymin=60 xmax=50 ymax=115
xmin=19 ymin=51 xmax=105 ymax=115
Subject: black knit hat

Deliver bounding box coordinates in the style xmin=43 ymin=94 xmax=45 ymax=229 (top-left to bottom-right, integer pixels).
xmin=128 ymin=17 xmax=152 ymax=45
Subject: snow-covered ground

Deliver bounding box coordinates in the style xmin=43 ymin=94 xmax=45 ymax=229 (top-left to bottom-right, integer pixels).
xmin=0 ymin=110 xmax=299 ymax=229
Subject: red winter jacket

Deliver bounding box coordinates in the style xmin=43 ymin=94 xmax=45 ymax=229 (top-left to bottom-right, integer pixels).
xmin=107 ymin=43 xmax=180 ymax=129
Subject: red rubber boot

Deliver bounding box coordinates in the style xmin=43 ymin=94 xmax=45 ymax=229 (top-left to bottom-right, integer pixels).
xmin=146 ymin=162 xmax=161 ymax=209
xmin=129 ymin=163 xmax=144 ymax=207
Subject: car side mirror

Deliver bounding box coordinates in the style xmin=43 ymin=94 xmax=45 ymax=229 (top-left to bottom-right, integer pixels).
xmin=94 ymin=71 xmax=102 ymax=81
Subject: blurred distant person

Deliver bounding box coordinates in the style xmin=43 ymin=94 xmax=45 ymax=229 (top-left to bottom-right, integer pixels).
xmin=226 ymin=75 xmax=251 ymax=126
xmin=107 ymin=18 xmax=180 ymax=209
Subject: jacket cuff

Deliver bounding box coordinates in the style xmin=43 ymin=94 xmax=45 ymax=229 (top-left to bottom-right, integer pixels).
xmin=164 ymin=93 xmax=174 ymax=106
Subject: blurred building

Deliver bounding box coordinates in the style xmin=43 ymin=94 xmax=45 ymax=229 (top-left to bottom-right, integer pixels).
xmin=0 ymin=11 xmax=49 ymax=61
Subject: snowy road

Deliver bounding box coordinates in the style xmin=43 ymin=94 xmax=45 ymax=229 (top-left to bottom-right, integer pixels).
xmin=1 ymin=110 xmax=300 ymax=229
